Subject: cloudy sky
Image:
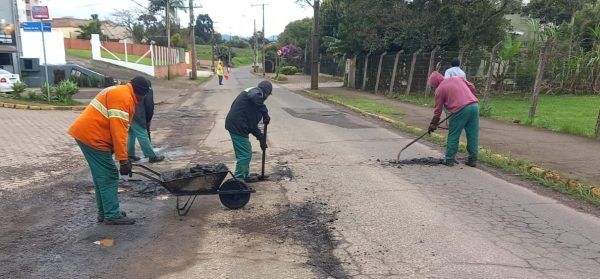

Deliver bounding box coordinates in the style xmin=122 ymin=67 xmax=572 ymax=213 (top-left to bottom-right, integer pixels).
xmin=46 ymin=0 xmax=313 ymax=37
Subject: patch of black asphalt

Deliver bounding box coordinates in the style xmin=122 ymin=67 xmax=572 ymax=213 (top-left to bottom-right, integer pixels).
xmin=230 ymin=201 xmax=349 ymax=278
xmin=378 ymin=157 xmax=444 ymax=167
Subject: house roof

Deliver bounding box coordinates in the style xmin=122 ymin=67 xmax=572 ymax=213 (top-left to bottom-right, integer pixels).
xmin=45 ymin=17 xmax=89 ymax=28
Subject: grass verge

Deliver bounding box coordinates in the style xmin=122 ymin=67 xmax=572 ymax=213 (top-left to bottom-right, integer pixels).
xmin=196 ymin=45 xmax=259 ymax=66
xmin=305 ymin=89 xmax=600 ymax=207
xmin=394 ymin=93 xmax=600 ymax=138
xmin=66 ymin=49 xmax=152 ymax=66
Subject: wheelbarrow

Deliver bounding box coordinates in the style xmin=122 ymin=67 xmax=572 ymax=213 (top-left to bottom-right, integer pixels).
xmin=131 ymin=163 xmax=255 ymax=216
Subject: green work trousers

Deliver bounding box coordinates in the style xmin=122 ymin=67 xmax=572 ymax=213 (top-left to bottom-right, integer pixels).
xmin=127 ymin=120 xmax=156 ymax=158
xmin=230 ymin=132 xmax=252 ymax=179
xmin=76 ymin=140 xmax=121 ymax=220
xmin=446 ymin=103 xmax=479 ymax=161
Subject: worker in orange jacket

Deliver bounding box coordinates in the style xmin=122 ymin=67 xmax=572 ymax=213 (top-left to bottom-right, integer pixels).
xmin=69 ymin=76 xmax=151 ymax=225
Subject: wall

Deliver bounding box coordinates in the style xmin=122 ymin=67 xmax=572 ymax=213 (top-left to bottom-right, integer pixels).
xmin=21 ymin=64 xmax=105 ymax=87
xmin=64 ymin=38 xmax=150 ymax=56
xmin=154 ymin=63 xmax=187 ymax=79
xmin=21 ymin=29 xmax=66 ymax=65
xmin=63 ymin=38 xmax=91 ymax=50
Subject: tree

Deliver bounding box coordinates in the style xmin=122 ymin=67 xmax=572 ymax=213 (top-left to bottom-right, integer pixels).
xmin=278 ymin=18 xmax=312 ymax=47
xmin=170 ymin=33 xmax=187 ymax=49
xmin=280 ymin=44 xmax=303 ymax=67
xmin=226 ymin=36 xmax=251 ymax=48
xmin=195 ymin=14 xmax=214 ymax=44
xmin=523 ymin=0 xmax=593 ymax=25
xmin=148 ymin=0 xmax=185 ymax=22
xmin=77 ymin=15 xmax=107 ymax=40
xmin=494 ymin=33 xmax=522 ymax=90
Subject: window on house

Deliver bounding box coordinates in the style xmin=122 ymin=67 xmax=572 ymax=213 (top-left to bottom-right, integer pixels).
xmin=0 ymin=54 xmax=11 ymax=66
xmin=25 ymin=0 xmax=30 ymax=4
xmin=26 ymin=10 xmax=31 ymax=16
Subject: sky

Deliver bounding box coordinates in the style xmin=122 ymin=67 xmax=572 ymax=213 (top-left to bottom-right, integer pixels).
xmin=46 ymin=0 xmax=313 ymax=37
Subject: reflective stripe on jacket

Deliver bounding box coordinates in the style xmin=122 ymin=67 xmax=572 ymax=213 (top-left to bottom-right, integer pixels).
xmin=68 ymin=83 xmax=138 ymax=160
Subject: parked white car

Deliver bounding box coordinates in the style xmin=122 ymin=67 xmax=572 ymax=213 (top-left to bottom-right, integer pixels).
xmin=0 ymin=69 xmax=21 ymax=93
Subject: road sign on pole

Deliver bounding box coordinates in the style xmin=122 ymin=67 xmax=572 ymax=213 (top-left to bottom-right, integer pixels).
xmin=26 ymin=4 xmax=51 ymax=101
xmin=31 ymin=6 xmax=50 ymax=20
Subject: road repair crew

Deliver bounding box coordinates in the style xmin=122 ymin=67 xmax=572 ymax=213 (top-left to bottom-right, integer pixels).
xmin=225 ymin=80 xmax=272 ymax=182
xmin=68 ymin=76 xmax=152 ymax=225
xmin=427 ymin=71 xmax=479 ymax=167
xmin=127 ymin=87 xmax=164 ymax=163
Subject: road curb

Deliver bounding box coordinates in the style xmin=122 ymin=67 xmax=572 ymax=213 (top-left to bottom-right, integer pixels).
xmin=302 ymin=89 xmax=600 ymax=201
xmin=0 ymin=101 xmax=85 ymax=111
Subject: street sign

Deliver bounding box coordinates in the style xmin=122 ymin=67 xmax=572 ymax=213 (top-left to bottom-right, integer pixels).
xmin=23 ymin=22 xmax=51 ymax=32
xmin=31 ymin=6 xmax=50 ymax=20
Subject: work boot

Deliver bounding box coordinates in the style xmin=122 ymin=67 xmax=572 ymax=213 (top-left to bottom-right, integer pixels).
xmin=149 ymin=155 xmax=165 ymax=163
xmin=244 ymin=173 xmax=261 ymax=183
xmin=128 ymin=155 xmax=141 ymax=162
xmin=465 ymin=158 xmax=477 ymax=167
xmin=104 ymin=216 xmax=136 ymax=225
xmin=443 ymin=158 xmax=458 ymax=167
xmin=97 ymin=211 xmax=127 ymax=223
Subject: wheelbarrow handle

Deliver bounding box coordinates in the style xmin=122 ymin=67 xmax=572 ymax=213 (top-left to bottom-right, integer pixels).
xmin=131 ymin=163 xmax=163 ymax=183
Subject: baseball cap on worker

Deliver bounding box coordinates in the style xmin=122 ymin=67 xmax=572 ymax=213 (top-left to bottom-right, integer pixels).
xmin=130 ymin=76 xmax=152 ymax=96
xmin=257 ymin=80 xmax=273 ymax=98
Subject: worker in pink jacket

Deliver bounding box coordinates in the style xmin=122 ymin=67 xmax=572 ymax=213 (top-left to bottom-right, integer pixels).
xmin=427 ymin=71 xmax=479 ymax=167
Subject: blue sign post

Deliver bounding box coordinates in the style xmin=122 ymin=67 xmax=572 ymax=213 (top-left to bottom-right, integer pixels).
xmin=23 ymin=22 xmax=51 ymax=32
xmin=23 ymin=22 xmax=52 ymax=100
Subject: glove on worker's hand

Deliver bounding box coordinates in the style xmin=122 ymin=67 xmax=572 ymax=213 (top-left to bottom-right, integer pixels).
xmin=428 ymin=116 xmax=441 ymax=133
xmin=260 ymin=137 xmax=268 ymax=150
xmin=263 ymin=115 xmax=270 ymax=125
xmin=119 ymin=160 xmax=132 ymax=176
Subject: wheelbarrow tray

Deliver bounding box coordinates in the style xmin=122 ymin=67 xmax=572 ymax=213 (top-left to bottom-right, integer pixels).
xmin=160 ymin=169 xmax=228 ymax=195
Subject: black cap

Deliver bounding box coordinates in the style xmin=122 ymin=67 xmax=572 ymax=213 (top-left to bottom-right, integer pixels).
xmin=258 ymin=80 xmax=272 ymax=95
xmin=451 ymin=58 xmax=461 ymax=67
xmin=130 ymin=76 xmax=151 ymax=96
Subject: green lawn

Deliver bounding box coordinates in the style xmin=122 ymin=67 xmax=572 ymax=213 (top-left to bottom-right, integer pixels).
xmin=327 ymin=95 xmax=403 ymax=116
xmin=196 ymin=45 xmax=259 ymax=66
xmin=66 ymin=48 xmax=153 ymax=66
xmin=396 ymin=93 xmax=600 ymax=138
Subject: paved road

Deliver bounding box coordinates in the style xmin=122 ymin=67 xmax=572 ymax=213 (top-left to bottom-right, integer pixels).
xmin=1 ymin=67 xmax=600 ymax=278
xmin=203 ymin=69 xmax=600 ymax=278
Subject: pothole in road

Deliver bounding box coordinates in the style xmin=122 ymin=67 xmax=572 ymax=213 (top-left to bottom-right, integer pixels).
xmin=269 ymin=162 xmax=294 ymax=182
xmin=230 ymin=202 xmax=348 ymax=278
xmin=378 ymin=157 xmax=444 ymax=167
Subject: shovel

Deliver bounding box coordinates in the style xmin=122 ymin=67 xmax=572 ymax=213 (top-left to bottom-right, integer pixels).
xmin=259 ymin=123 xmax=269 ymax=181
xmin=396 ymin=114 xmax=452 ymax=162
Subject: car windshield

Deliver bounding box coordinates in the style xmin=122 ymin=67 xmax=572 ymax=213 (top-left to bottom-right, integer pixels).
xmin=0 ymin=69 xmax=11 ymax=75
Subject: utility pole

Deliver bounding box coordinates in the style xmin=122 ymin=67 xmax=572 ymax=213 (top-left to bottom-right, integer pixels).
xmin=251 ymin=3 xmax=268 ymax=76
xmin=188 ymin=0 xmax=197 ymax=79
xmin=262 ymin=3 xmax=265 ymax=77
xmin=166 ymin=0 xmax=171 ymax=80
xmin=253 ymin=19 xmax=258 ymax=69
xmin=310 ymin=0 xmax=320 ymax=89
xmin=10 ymin=0 xmax=22 ymax=75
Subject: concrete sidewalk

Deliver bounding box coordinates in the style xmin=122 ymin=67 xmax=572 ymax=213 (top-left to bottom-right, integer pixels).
xmin=286 ymin=86 xmax=600 ymax=184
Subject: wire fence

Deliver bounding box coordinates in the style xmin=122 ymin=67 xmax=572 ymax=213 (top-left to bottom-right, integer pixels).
xmin=343 ymin=41 xmax=600 ymax=138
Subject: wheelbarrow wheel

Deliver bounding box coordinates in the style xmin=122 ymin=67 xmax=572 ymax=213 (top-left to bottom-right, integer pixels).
xmin=219 ymin=179 xmax=251 ymax=209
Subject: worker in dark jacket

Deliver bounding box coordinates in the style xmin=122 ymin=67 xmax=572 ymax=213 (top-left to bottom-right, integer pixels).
xmin=127 ymin=87 xmax=165 ymax=163
xmin=225 ymin=80 xmax=272 ymax=182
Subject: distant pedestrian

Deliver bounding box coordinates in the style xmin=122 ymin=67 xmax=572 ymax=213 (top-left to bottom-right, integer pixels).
xmin=225 ymin=81 xmax=272 ymax=182
xmin=427 ymin=71 xmax=479 ymax=167
xmin=217 ymin=60 xmax=224 ymax=85
xmin=444 ymin=58 xmax=467 ymax=80
xmin=127 ymin=87 xmax=164 ymax=163
xmin=68 ymin=76 xmax=152 ymax=225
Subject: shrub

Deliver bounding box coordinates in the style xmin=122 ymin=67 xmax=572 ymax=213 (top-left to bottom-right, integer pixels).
xmin=271 ymin=74 xmax=287 ymax=82
xmin=39 ymin=83 xmax=54 ymax=100
xmin=53 ymin=80 xmax=79 ymax=102
xmin=280 ymin=66 xmax=298 ymax=75
xmin=27 ymin=90 xmax=37 ymax=100
xmin=11 ymin=81 xmax=27 ymax=95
